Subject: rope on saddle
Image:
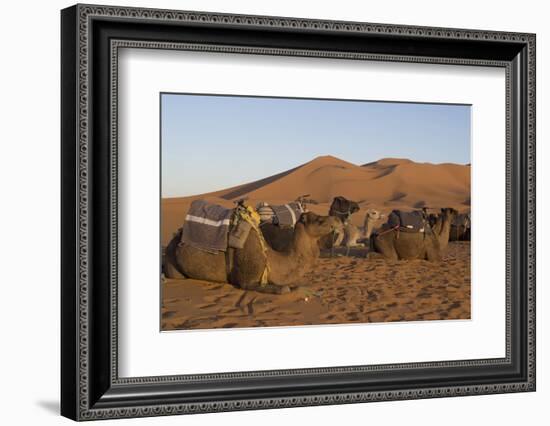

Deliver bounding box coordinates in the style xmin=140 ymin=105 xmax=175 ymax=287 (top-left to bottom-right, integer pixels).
xmin=375 ymin=225 xmax=400 ymax=238
xmin=373 ymin=224 xmax=431 ymax=241
xmin=233 ymin=205 xmax=271 ymax=286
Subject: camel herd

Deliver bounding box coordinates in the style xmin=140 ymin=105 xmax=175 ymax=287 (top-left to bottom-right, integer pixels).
xmin=163 ymin=196 xmax=470 ymax=294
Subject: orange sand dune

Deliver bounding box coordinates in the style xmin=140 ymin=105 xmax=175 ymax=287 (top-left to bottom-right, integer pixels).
xmin=161 ymin=156 xmax=470 ymax=246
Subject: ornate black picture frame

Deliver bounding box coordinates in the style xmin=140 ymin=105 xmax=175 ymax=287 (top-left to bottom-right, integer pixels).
xmin=61 ymin=4 xmax=536 ymax=421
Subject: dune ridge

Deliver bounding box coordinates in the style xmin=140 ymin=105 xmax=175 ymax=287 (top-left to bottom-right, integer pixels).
xmin=161 ymin=155 xmax=470 ymax=245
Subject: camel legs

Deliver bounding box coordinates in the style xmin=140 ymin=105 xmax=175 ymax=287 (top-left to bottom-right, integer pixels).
xmin=425 ymin=234 xmax=443 ymax=261
xmin=163 ymin=239 xmax=187 ymax=279
xmin=333 ymin=230 xmax=344 ymax=246
xmin=380 ymin=246 xmax=398 ymax=261
xmin=425 ymin=244 xmax=442 ymax=262
xmin=163 ymin=258 xmax=186 ymax=279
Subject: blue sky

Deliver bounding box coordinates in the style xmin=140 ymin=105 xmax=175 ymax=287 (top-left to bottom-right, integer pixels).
xmin=161 ymin=93 xmax=471 ymax=198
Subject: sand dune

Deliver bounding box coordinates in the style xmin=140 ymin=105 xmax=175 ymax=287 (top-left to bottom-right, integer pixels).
xmin=161 ymin=155 xmax=470 ymax=245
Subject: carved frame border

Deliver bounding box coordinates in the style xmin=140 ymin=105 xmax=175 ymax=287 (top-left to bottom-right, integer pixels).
xmin=62 ymin=3 xmax=535 ymax=421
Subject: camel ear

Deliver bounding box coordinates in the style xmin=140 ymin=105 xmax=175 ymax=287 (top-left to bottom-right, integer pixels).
xmin=299 ymin=212 xmax=311 ymax=225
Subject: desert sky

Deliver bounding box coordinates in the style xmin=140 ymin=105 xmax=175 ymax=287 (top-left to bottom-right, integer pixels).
xmin=161 ymin=93 xmax=470 ymax=198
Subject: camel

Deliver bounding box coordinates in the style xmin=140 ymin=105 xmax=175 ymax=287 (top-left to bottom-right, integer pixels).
xmin=319 ymin=196 xmax=360 ymax=249
xmin=449 ymin=213 xmax=471 ymax=241
xmin=429 ymin=208 xmax=458 ymax=250
xmin=260 ymin=223 xmax=294 ymax=252
xmin=257 ymin=198 xmax=309 ymax=252
xmin=342 ymin=209 xmax=384 ymax=247
xmin=421 ymin=207 xmax=438 ymax=229
xmin=164 ymin=212 xmax=341 ymax=294
xmin=372 ymin=208 xmax=457 ymax=261
xmin=427 ymin=213 xmax=438 ymax=229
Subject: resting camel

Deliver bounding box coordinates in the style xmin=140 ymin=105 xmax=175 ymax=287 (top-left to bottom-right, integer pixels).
xmin=342 ymin=209 xmax=384 ymax=247
xmin=449 ymin=213 xmax=471 ymax=241
xmin=427 ymin=213 xmax=438 ymax=228
xmin=319 ymin=196 xmax=360 ymax=249
xmin=257 ymin=199 xmax=308 ymax=252
xmin=372 ymin=208 xmax=457 ymax=261
xmin=428 ymin=208 xmax=458 ymax=251
xmin=164 ymin=212 xmax=341 ymax=294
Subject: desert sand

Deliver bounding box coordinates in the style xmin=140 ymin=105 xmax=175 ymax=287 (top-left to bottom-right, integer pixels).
xmin=162 ymin=242 xmax=470 ymax=330
xmin=161 ymin=156 xmax=471 ymax=330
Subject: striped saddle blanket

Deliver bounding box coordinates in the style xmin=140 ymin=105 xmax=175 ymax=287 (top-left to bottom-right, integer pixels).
xmin=180 ymin=200 xmax=233 ymax=252
xmin=257 ymin=202 xmax=304 ymax=227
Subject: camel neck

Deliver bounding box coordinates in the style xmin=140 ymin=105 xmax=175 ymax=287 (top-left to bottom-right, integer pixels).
xmin=363 ymin=217 xmax=375 ymax=239
xmin=265 ymin=223 xmax=321 ymax=286
xmin=290 ymin=223 xmax=320 ymax=259
xmin=436 ymin=214 xmax=452 ymax=250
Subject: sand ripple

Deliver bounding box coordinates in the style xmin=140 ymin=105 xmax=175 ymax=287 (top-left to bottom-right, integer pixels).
xmin=161 ymin=242 xmax=470 ymax=330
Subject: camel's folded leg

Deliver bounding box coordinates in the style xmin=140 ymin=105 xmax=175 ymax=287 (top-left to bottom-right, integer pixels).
xmin=333 ymin=231 xmax=344 ymax=247
xmin=425 ymin=245 xmax=442 ymax=262
xmin=375 ymin=246 xmax=398 ymax=261
xmin=163 ymin=258 xmax=186 ymax=279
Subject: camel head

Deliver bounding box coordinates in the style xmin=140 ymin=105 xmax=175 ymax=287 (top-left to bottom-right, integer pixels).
xmin=440 ymin=207 xmax=458 ymax=222
xmin=366 ymin=209 xmax=384 ymax=221
xmin=328 ymin=196 xmax=360 ymax=222
xmin=427 ymin=213 xmax=438 ymax=227
xmin=363 ymin=209 xmax=384 ymax=229
xmin=299 ymin=212 xmax=342 ymax=238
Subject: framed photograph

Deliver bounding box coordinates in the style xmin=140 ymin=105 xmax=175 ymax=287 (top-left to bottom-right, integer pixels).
xmin=61 ymin=4 xmax=536 ymax=421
